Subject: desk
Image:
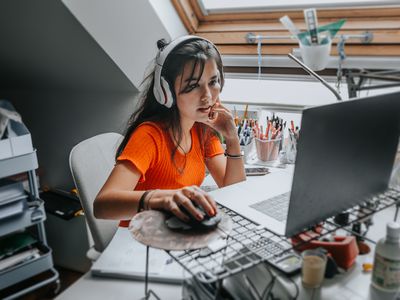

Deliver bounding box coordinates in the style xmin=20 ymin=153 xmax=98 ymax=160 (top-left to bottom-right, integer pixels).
xmin=56 ymin=171 xmax=399 ymax=300
xmin=56 ymin=272 xmax=181 ymax=300
xmin=294 ymin=204 xmax=398 ymax=300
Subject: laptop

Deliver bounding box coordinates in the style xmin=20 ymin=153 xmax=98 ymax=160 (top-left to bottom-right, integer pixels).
xmin=213 ymin=91 xmax=400 ymax=237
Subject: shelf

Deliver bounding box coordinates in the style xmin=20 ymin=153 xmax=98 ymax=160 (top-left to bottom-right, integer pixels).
xmin=0 ymin=151 xmax=38 ymax=178
xmin=0 ymin=243 xmax=54 ymax=290
xmin=0 ymin=116 xmax=58 ymax=298
xmin=0 ymin=199 xmax=46 ymax=237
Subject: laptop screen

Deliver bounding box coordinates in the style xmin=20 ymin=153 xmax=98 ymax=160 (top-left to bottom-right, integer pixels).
xmin=285 ymin=91 xmax=400 ymax=236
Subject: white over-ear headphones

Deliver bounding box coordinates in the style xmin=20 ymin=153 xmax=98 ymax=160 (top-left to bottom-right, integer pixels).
xmin=153 ymin=35 xmax=222 ymax=108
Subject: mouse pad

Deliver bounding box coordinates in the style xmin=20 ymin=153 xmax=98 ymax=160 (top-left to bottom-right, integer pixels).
xmin=129 ymin=211 xmax=232 ymax=250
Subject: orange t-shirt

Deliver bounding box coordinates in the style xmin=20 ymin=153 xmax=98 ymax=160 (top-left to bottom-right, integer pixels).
xmin=117 ymin=121 xmax=224 ymax=227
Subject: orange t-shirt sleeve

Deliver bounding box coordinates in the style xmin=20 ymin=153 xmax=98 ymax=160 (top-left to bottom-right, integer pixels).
xmin=117 ymin=124 xmax=160 ymax=183
xmin=205 ymin=132 xmax=224 ymax=159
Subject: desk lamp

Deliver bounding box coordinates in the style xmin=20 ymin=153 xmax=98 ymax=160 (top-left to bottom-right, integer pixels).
xmin=288 ymin=53 xmax=342 ymax=101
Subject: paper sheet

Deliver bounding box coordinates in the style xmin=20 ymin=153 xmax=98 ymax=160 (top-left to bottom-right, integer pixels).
xmin=91 ymin=227 xmax=186 ymax=283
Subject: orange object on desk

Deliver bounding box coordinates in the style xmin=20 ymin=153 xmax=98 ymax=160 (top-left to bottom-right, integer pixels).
xmin=292 ymin=231 xmax=359 ymax=270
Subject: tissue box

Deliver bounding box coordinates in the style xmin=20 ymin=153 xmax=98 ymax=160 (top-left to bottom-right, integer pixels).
xmin=0 ymin=100 xmax=33 ymax=160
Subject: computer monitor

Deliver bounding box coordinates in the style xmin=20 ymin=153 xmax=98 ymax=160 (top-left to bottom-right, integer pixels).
xmin=286 ymin=91 xmax=400 ymax=236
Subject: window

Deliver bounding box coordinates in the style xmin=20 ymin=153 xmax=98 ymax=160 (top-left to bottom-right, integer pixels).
xmin=200 ymin=0 xmax=400 ymax=13
xmin=172 ymin=0 xmax=400 ymax=59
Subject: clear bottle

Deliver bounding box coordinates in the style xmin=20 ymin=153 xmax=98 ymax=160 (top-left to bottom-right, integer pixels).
xmin=371 ymin=222 xmax=400 ymax=292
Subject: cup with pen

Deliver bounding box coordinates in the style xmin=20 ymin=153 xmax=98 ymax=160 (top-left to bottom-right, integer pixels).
xmin=299 ymin=35 xmax=331 ymax=72
xmin=237 ymin=119 xmax=256 ymax=163
xmin=254 ymin=121 xmax=282 ymax=162
xmin=280 ymin=11 xmax=346 ymax=72
xmin=299 ymin=8 xmax=333 ymax=71
xmin=255 ymin=137 xmax=281 ymax=162
xmin=279 ymin=121 xmax=299 ymax=164
xmin=252 ymin=115 xmax=285 ymax=163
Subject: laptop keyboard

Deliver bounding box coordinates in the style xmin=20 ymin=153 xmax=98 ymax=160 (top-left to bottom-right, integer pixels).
xmin=244 ymin=236 xmax=286 ymax=256
xmin=250 ymin=192 xmax=290 ymax=222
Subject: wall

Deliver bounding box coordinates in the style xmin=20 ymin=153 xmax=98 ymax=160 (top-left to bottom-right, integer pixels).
xmin=2 ymin=90 xmax=135 ymax=189
xmin=62 ymin=0 xmax=187 ymax=89
xmin=149 ymin=0 xmax=187 ymax=39
xmin=0 ymin=0 xmax=137 ymax=189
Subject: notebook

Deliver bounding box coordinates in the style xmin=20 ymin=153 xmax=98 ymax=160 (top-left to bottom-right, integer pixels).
xmin=213 ymin=91 xmax=400 ymax=237
xmin=91 ymin=228 xmax=186 ymax=283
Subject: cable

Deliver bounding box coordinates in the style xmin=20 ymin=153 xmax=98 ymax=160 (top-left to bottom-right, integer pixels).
xmin=262 ymin=277 xmax=276 ymax=300
xmin=262 ymin=262 xmax=299 ymax=300
xmin=243 ymin=274 xmax=262 ymax=300
xmin=395 ymin=205 xmax=399 ymax=222
xmin=259 ymin=264 xmax=276 ymax=299
xmin=257 ymin=38 xmax=262 ymax=80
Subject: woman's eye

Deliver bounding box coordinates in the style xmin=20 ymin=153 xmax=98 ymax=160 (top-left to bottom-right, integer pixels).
xmin=209 ymin=80 xmax=217 ymax=86
xmin=186 ymin=84 xmax=198 ymax=92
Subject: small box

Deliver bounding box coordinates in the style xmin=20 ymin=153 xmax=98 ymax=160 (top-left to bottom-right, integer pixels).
xmin=0 ymin=100 xmax=33 ymax=160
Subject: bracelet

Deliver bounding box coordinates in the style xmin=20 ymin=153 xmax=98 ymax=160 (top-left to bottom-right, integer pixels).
xmin=224 ymin=150 xmax=244 ymax=159
xmin=145 ymin=189 xmax=158 ymax=210
xmin=137 ymin=190 xmax=151 ymax=213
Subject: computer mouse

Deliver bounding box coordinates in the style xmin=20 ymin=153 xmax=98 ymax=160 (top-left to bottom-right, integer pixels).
xmin=165 ymin=203 xmax=221 ymax=231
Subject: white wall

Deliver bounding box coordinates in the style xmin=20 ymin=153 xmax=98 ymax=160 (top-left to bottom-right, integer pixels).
xmin=149 ymin=0 xmax=187 ymax=39
xmin=62 ymin=0 xmax=187 ymax=89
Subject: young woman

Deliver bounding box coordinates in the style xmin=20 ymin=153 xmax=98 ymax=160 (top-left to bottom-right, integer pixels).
xmin=94 ymin=36 xmax=246 ymax=225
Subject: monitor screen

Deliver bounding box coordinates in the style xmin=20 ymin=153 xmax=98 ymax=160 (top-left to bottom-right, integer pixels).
xmin=286 ymin=91 xmax=400 ymax=236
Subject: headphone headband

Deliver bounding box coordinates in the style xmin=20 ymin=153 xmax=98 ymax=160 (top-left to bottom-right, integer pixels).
xmin=153 ymin=35 xmax=221 ymax=108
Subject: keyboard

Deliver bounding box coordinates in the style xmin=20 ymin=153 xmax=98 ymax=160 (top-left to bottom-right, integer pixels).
xmin=244 ymin=236 xmax=286 ymax=256
xmin=239 ymin=236 xmax=302 ymax=274
xmin=250 ymin=192 xmax=290 ymax=222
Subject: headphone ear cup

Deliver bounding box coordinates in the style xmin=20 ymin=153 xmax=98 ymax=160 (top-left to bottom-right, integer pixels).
xmin=160 ymin=76 xmax=174 ymax=108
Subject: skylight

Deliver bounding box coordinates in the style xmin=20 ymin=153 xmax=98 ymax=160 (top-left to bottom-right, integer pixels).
xmin=199 ymin=0 xmax=400 ymax=13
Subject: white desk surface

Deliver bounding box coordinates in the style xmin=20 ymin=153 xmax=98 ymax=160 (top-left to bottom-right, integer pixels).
xmin=57 ymin=169 xmax=399 ymax=300
xmin=56 ymin=271 xmax=181 ymax=300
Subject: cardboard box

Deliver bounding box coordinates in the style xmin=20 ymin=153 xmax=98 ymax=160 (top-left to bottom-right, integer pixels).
xmin=0 ymin=100 xmax=33 ymax=160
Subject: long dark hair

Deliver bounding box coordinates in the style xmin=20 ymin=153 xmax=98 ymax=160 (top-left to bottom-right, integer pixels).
xmin=116 ymin=38 xmax=225 ymax=166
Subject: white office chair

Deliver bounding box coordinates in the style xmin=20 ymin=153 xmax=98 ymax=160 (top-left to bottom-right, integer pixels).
xmin=69 ymin=132 xmax=122 ymax=260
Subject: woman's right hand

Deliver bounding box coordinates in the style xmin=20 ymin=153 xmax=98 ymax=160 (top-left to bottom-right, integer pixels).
xmin=202 ymin=99 xmax=238 ymax=142
xmin=149 ymin=186 xmax=217 ymax=222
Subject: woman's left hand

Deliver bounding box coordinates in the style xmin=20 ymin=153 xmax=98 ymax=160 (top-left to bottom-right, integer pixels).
xmin=202 ymin=99 xmax=237 ymax=140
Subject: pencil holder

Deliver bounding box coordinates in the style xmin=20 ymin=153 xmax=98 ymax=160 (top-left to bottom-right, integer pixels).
xmin=299 ymin=36 xmax=331 ymax=71
xmin=255 ymin=138 xmax=281 ymax=162
xmin=241 ymin=139 xmax=256 ymax=163
xmin=279 ymin=137 xmax=297 ymax=164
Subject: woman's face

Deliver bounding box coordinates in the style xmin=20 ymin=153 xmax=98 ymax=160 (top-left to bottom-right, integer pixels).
xmin=174 ymin=59 xmax=221 ymax=125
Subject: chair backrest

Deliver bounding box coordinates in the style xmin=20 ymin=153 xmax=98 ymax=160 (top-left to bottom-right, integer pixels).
xmin=69 ymin=132 xmax=122 ymax=253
